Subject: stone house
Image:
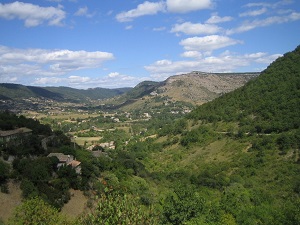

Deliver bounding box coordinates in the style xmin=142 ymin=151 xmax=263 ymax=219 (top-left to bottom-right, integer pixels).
xmin=0 ymin=127 xmax=32 ymax=144
xmin=47 ymin=153 xmax=81 ymax=174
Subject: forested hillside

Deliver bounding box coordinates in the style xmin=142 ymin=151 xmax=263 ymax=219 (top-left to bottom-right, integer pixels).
xmin=189 ymin=46 xmax=300 ymax=134
xmin=149 ymin=45 xmax=300 ymax=224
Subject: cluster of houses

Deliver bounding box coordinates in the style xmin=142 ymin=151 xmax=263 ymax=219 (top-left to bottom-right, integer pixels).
xmin=0 ymin=127 xmax=82 ymax=175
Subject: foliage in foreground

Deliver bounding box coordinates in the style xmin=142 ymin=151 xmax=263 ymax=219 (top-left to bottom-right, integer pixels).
xmin=8 ymin=194 xmax=158 ymax=225
xmin=8 ymin=197 xmax=72 ymax=225
xmin=77 ymin=192 xmax=159 ymax=225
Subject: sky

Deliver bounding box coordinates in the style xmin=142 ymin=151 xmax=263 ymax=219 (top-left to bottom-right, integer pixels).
xmin=0 ymin=0 xmax=299 ymax=89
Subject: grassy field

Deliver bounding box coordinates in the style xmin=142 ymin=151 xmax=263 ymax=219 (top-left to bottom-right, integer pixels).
xmin=74 ymin=136 xmax=102 ymax=146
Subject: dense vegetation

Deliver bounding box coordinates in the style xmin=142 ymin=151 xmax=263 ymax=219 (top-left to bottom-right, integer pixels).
xmin=1 ymin=46 xmax=300 ymax=224
xmin=188 ymin=46 xmax=300 ymax=135
xmin=0 ymin=113 xmax=96 ymax=209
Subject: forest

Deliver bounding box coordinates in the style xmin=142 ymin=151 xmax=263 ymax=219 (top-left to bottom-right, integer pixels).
xmin=0 ymin=46 xmax=300 ymax=224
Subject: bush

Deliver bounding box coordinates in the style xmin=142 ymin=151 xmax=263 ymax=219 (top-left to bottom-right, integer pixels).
xmin=8 ymin=197 xmax=72 ymax=225
xmin=78 ymin=192 xmax=159 ymax=225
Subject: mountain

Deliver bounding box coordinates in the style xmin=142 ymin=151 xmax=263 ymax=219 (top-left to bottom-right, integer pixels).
xmin=111 ymin=72 xmax=259 ymax=111
xmin=44 ymin=86 xmax=131 ymax=102
xmin=0 ymin=83 xmax=64 ymax=100
xmin=0 ymin=72 xmax=258 ymax=111
xmin=159 ymin=71 xmax=258 ymax=104
xmin=0 ymin=84 xmax=131 ymax=102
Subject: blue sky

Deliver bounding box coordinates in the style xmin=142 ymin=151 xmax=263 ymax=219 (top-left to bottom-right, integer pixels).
xmin=0 ymin=0 xmax=299 ymax=89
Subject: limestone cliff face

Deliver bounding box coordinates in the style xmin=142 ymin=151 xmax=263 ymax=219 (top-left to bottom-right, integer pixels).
xmin=158 ymin=72 xmax=259 ymax=104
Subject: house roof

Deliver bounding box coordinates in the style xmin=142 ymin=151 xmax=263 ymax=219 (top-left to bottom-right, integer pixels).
xmin=47 ymin=153 xmax=73 ymax=162
xmin=0 ymin=127 xmax=32 ymax=137
xmin=68 ymin=160 xmax=81 ymax=168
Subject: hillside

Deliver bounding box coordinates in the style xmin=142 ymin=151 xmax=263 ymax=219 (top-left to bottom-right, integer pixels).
xmin=159 ymin=71 xmax=258 ymax=104
xmin=110 ymin=72 xmax=258 ymax=111
xmin=0 ymin=83 xmax=131 ymax=102
xmin=188 ymin=46 xmax=300 ymax=134
xmin=141 ymin=45 xmax=300 ymax=224
xmin=0 ymin=72 xmax=256 ymax=111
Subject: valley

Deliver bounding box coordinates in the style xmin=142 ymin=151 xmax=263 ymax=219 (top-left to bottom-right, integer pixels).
xmin=0 ymin=46 xmax=299 ymax=224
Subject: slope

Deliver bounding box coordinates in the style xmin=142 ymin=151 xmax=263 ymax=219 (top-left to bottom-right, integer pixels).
xmin=188 ymin=45 xmax=300 ymax=134
xmin=160 ymin=72 xmax=258 ymax=104
xmin=109 ymin=72 xmax=258 ymax=111
xmin=139 ymin=45 xmax=300 ymax=224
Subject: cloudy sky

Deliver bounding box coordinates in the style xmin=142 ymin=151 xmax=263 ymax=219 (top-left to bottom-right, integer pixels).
xmin=0 ymin=0 xmax=299 ymax=89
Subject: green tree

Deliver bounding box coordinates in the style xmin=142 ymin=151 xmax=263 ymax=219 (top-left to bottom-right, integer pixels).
xmin=8 ymin=197 xmax=72 ymax=225
xmin=0 ymin=160 xmax=10 ymax=184
xmin=77 ymin=192 xmax=159 ymax=225
xmin=162 ymin=184 xmax=205 ymax=225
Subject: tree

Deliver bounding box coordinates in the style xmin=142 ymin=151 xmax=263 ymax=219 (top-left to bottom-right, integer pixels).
xmin=0 ymin=160 xmax=10 ymax=184
xmin=78 ymin=192 xmax=159 ymax=225
xmin=162 ymin=184 xmax=205 ymax=225
xmin=8 ymin=197 xmax=72 ymax=225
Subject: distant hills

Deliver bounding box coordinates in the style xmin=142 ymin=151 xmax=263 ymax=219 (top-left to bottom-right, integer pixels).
xmin=111 ymin=72 xmax=259 ymax=110
xmin=0 ymin=83 xmax=131 ymax=103
xmin=0 ymin=72 xmax=259 ymax=108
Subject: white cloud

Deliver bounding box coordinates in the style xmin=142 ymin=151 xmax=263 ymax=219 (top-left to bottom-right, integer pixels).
xmin=252 ymin=54 xmax=282 ymax=64
xmin=180 ymin=35 xmax=242 ymax=52
xmin=75 ymin=6 xmax=88 ymax=16
xmin=181 ymin=51 xmax=202 ymax=58
xmin=32 ymin=71 xmax=141 ymax=89
xmin=115 ymin=0 xmax=215 ymax=22
xmin=227 ymin=12 xmax=300 ymax=34
xmin=125 ymin=25 xmax=133 ymax=30
xmin=153 ymin=26 xmax=166 ymax=31
xmin=108 ymin=72 xmax=120 ymax=78
xmin=206 ymin=13 xmax=233 ymax=24
xmin=68 ymin=75 xmax=91 ymax=84
xmin=239 ymin=7 xmax=267 ymax=17
xmin=171 ymin=22 xmax=221 ymax=35
xmin=116 ymin=1 xmax=165 ymax=22
xmin=166 ymin=0 xmax=213 ymax=13
xmin=0 ymin=1 xmax=66 ymax=27
xmin=245 ymin=52 xmax=267 ymax=58
xmin=34 ymin=77 xmax=63 ymax=85
xmin=0 ymin=45 xmax=114 ymax=80
xmin=145 ymin=51 xmax=281 ymax=79
xmin=244 ymin=0 xmax=293 ymax=9
xmin=74 ymin=6 xmax=95 ymax=18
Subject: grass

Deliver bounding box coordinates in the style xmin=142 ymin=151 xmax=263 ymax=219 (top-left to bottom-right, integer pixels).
xmin=74 ymin=137 xmax=102 ymax=146
xmin=0 ymin=180 xmax=22 ymax=223
xmin=0 ymin=182 xmax=88 ymax=222
xmin=61 ymin=189 xmax=88 ymax=219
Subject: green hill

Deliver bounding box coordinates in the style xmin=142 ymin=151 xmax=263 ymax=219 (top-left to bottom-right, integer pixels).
xmin=138 ymin=46 xmax=300 ymax=224
xmin=189 ymin=45 xmax=300 ymax=134
xmin=0 ymin=84 xmax=131 ymax=102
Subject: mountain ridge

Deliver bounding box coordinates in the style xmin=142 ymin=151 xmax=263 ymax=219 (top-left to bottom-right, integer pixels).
xmin=0 ymin=72 xmax=259 ymax=109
